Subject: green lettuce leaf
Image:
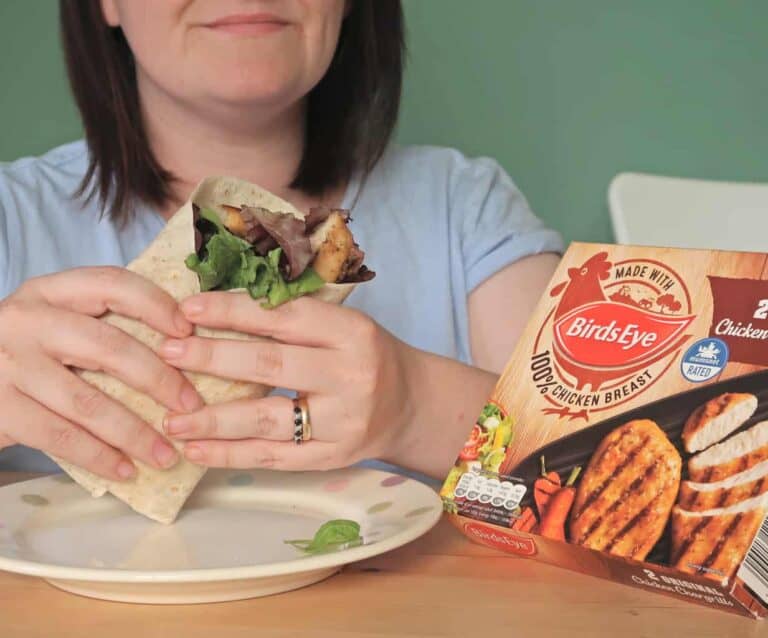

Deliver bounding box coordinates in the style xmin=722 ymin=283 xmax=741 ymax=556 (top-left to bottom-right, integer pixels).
xmin=185 ymin=208 xmax=326 ymax=308
xmin=264 ymin=262 xmax=325 ymax=309
xmin=477 ymin=403 xmax=503 ymax=426
xmin=284 ymin=519 xmax=363 ymax=555
xmin=185 ymin=208 xmax=253 ymax=291
xmin=184 ymin=234 xmax=245 ymax=291
xmin=230 ymin=252 xmax=270 ymax=293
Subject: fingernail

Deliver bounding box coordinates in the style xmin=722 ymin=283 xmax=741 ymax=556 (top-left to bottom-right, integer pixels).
xmin=160 ymin=339 xmax=185 ymax=358
xmin=185 ymin=445 xmax=203 ymax=462
xmin=154 ymin=439 xmax=179 ymax=469
xmin=181 ymin=385 xmax=203 ymax=411
xmin=182 ymin=297 xmax=204 ymax=317
xmin=164 ymin=415 xmax=188 ymax=436
xmin=117 ymin=461 xmax=136 ymax=479
xmin=174 ymin=310 xmax=192 ymax=335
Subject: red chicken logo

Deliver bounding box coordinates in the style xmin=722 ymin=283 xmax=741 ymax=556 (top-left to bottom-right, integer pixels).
xmin=531 ymin=251 xmax=694 ymax=420
xmin=550 ymin=252 xmax=612 ymax=320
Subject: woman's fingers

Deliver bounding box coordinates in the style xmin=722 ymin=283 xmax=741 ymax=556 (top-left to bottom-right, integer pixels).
xmin=2 ymin=387 xmax=136 ymax=481
xmin=158 ymin=336 xmax=342 ymax=393
xmin=38 ymin=308 xmax=203 ymax=414
xmin=12 ymin=354 xmax=180 ymax=471
xmin=164 ymin=395 xmax=293 ymax=441
xmin=164 ymin=394 xmax=343 ymax=442
xmin=179 ymin=292 xmax=368 ymax=348
xmin=183 ymin=438 xmax=345 ymax=472
xmin=0 ymin=267 xmax=205 ymax=475
xmin=21 ymin=267 xmax=193 ymax=339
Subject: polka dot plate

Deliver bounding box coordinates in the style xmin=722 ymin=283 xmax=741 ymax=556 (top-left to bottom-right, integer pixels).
xmin=0 ymin=468 xmax=441 ymax=604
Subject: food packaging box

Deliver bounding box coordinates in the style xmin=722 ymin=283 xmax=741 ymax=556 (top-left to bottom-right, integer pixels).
xmin=441 ymin=242 xmax=768 ymax=618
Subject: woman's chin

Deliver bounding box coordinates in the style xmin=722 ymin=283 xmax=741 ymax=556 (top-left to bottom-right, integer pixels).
xmin=190 ymin=66 xmax=309 ymax=108
xmin=194 ymin=83 xmax=304 ymax=115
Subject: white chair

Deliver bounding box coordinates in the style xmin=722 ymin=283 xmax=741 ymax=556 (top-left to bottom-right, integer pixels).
xmin=608 ymin=172 xmax=768 ymax=251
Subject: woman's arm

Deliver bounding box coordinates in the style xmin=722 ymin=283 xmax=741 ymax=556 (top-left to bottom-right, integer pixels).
xmin=381 ymin=253 xmax=560 ymax=477
xmin=378 ymin=347 xmax=498 ymax=478
xmin=468 ymin=252 xmax=561 ymax=373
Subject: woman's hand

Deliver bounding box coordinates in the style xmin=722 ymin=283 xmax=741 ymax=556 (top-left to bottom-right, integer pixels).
xmin=0 ymin=267 xmax=204 ymax=480
xmin=158 ymin=292 xmax=417 ymax=471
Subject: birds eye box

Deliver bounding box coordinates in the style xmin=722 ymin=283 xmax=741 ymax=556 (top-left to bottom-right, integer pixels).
xmin=441 ymin=242 xmax=768 ymax=618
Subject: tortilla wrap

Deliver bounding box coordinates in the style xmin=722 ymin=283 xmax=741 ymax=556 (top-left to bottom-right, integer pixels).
xmin=49 ymin=176 xmax=354 ymax=524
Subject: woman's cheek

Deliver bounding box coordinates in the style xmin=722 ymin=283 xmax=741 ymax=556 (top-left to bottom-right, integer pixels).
xmin=292 ymin=0 xmax=346 ymax=87
xmin=108 ymin=0 xmax=193 ymax=97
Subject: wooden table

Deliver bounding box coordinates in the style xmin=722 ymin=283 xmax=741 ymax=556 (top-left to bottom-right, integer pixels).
xmin=0 ymin=472 xmax=764 ymax=638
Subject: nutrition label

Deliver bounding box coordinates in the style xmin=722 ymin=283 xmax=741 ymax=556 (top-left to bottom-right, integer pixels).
xmin=452 ymin=471 xmax=527 ymax=511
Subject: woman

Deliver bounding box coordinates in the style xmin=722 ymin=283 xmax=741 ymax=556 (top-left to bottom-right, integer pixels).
xmin=0 ymin=0 xmax=561 ymax=483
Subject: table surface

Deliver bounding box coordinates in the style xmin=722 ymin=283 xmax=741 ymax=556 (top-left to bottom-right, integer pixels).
xmin=0 ymin=472 xmax=765 ymax=638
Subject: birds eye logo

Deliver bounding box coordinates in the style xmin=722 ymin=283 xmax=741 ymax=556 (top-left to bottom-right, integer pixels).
xmin=529 ymin=252 xmax=695 ymax=421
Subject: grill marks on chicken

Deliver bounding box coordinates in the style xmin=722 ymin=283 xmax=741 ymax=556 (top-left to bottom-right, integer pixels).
xmin=570 ymin=419 xmax=681 ymax=561
xmin=682 ymin=393 xmax=757 ymax=454
xmin=688 ymin=425 xmax=768 ymax=484
xmin=671 ymin=493 xmax=768 ymax=581
xmin=678 ymin=460 xmax=768 ymax=512
xmin=673 ymin=413 xmax=768 ymax=580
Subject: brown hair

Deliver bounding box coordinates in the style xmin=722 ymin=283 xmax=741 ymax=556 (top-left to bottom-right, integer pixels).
xmin=59 ymin=1 xmax=405 ymax=222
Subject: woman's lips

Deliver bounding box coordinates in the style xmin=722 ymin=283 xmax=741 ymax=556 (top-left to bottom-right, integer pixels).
xmin=204 ymin=14 xmax=290 ymax=36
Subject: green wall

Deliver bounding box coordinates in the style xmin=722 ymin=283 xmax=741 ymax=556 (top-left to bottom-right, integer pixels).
xmin=1 ymin=1 xmax=766 ymax=243
xmin=0 ymin=2 xmax=80 ymax=158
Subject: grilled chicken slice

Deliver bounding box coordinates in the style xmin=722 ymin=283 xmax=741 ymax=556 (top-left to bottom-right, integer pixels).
xmin=682 ymin=393 xmax=757 ymax=454
xmin=688 ymin=421 xmax=768 ymax=483
xmin=221 ymin=204 xmax=249 ymax=237
xmin=309 ymin=211 xmax=355 ymax=283
xmin=678 ymin=459 xmax=768 ymax=512
xmin=569 ymin=419 xmax=681 ymax=561
xmin=671 ymin=491 xmax=768 ymax=582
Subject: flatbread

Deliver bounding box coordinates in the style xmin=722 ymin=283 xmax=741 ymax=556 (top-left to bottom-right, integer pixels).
xmin=49 ymin=177 xmax=354 ymax=523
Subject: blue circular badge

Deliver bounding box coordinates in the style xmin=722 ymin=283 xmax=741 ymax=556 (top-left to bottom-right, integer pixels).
xmin=681 ymin=338 xmax=729 ymax=383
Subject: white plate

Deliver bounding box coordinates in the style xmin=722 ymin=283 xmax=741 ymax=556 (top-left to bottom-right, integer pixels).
xmin=0 ymin=468 xmax=442 ymax=604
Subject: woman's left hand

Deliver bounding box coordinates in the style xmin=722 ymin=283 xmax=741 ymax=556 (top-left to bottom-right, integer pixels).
xmin=158 ymin=292 xmax=416 ymax=471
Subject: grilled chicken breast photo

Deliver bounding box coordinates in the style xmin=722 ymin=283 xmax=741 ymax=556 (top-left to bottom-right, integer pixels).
xmin=678 ymin=459 xmax=768 ymax=512
xmin=681 ymin=392 xmax=757 ymax=454
xmin=671 ymin=491 xmax=768 ymax=582
xmin=688 ymin=420 xmax=768 ymax=483
xmin=570 ymin=419 xmax=681 ymax=561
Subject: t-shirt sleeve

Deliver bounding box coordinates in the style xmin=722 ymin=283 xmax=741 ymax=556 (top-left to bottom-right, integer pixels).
xmin=453 ymin=155 xmax=564 ymax=293
xmin=0 ymin=197 xmax=10 ymax=299
xmin=0 ymin=168 xmax=22 ymax=300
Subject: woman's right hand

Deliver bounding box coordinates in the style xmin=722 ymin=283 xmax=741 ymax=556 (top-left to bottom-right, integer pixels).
xmin=0 ymin=267 xmax=204 ymax=481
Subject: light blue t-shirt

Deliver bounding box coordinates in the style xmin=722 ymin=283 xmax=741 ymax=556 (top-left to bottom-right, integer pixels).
xmin=0 ymin=141 xmax=562 ymax=478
